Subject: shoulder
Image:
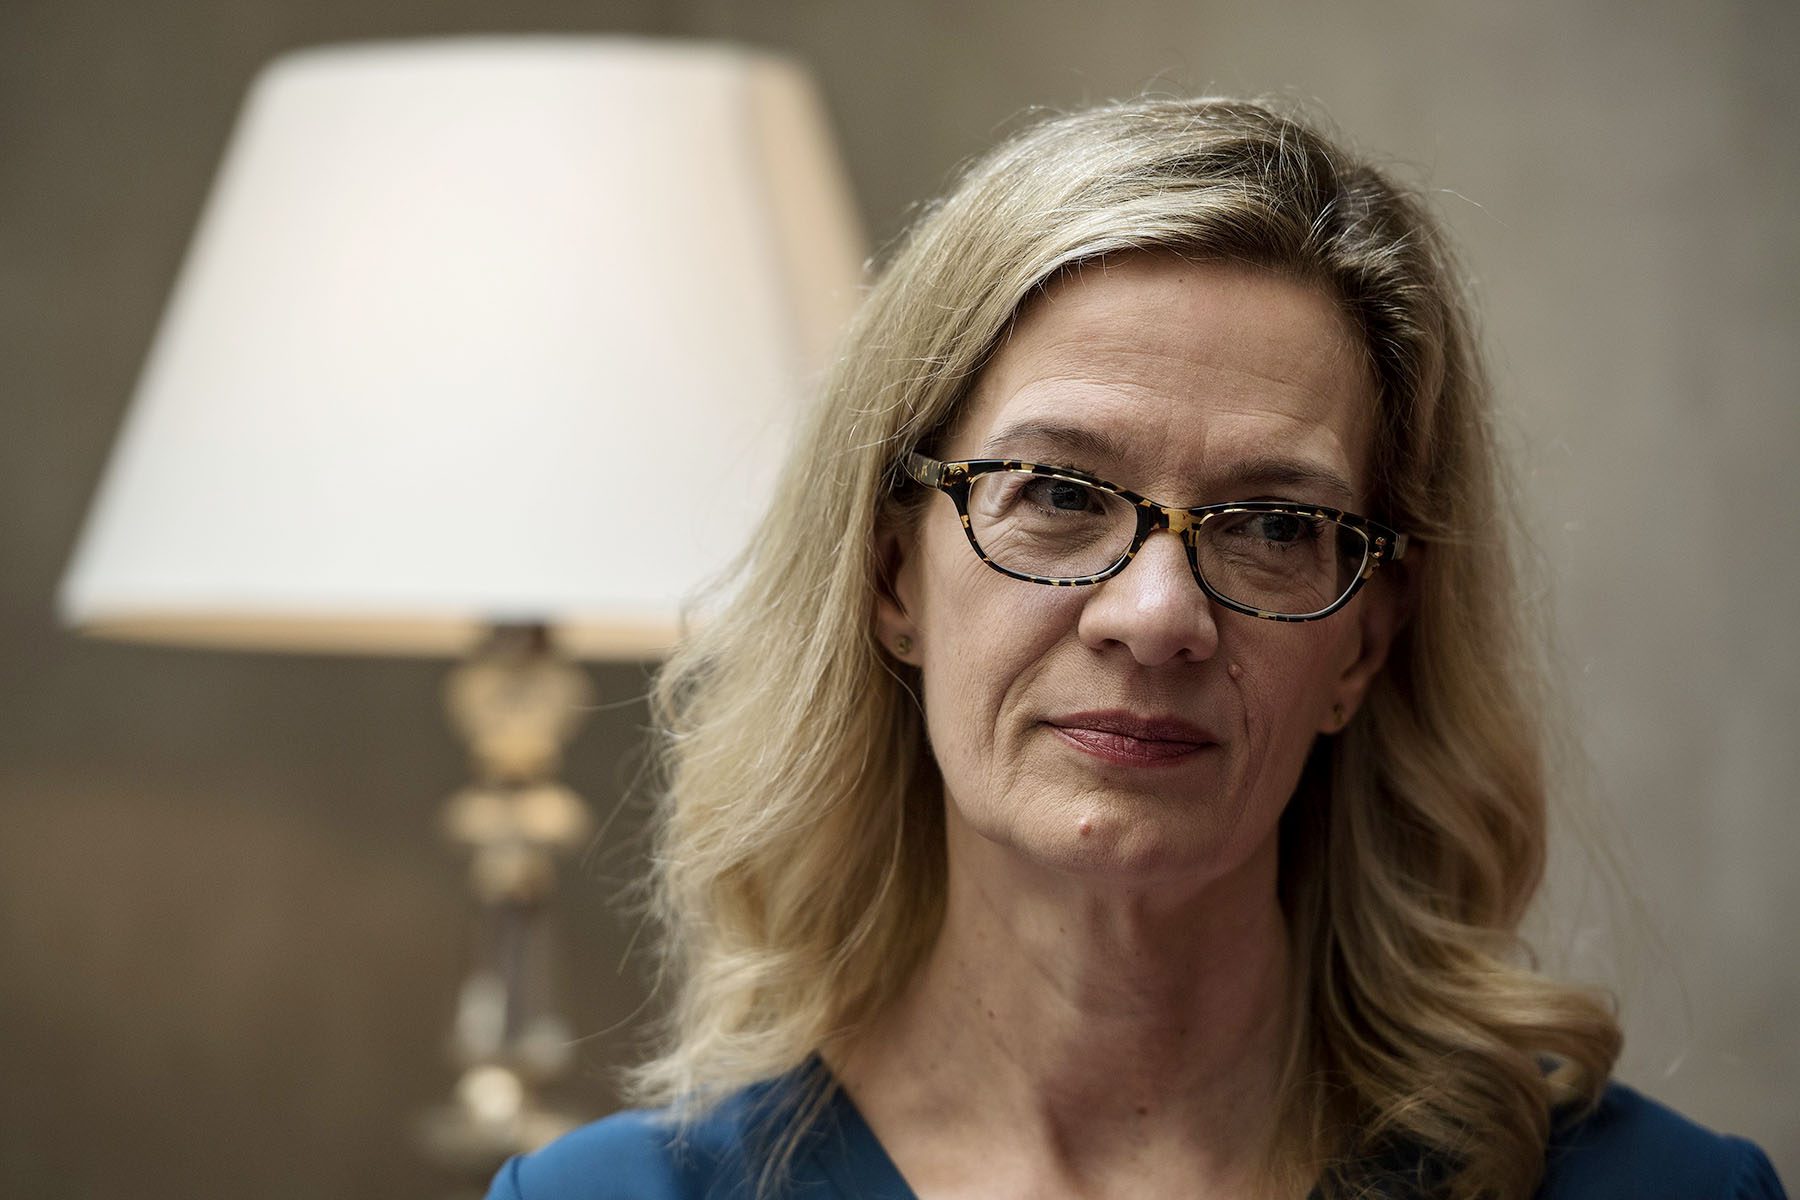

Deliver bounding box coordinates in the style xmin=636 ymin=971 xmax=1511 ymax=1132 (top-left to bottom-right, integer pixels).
xmin=484 ymin=1081 xmax=798 ymax=1200
xmin=1538 ymin=1079 xmax=1787 ymax=1199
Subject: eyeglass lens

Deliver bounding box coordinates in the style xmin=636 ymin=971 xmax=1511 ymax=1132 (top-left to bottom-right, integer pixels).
xmin=965 ymin=470 xmax=1369 ymax=615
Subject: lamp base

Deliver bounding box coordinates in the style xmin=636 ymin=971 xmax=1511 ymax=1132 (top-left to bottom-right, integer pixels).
xmin=414 ymin=1063 xmax=586 ymax=1171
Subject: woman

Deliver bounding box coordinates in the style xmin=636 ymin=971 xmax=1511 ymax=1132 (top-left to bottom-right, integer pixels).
xmin=488 ymin=98 xmax=1786 ymax=1199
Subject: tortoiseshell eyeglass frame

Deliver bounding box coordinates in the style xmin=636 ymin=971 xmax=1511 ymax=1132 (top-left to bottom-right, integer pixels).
xmin=902 ymin=452 xmax=1409 ymax=623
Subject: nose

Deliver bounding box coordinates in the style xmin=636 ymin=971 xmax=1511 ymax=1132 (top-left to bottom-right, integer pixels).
xmin=1076 ymin=528 xmax=1220 ymax=666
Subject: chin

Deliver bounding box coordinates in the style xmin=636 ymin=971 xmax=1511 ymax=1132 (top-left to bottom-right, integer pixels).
xmin=999 ymin=799 xmax=1241 ymax=890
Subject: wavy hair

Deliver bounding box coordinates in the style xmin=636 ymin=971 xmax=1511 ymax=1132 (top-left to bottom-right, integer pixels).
xmin=626 ymin=96 xmax=1622 ymax=1200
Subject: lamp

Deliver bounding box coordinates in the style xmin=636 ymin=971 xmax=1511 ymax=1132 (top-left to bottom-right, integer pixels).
xmin=56 ymin=35 xmax=865 ymax=1178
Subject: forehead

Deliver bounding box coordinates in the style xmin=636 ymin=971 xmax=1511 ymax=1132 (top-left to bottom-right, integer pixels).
xmin=949 ymin=255 xmax=1377 ymax=506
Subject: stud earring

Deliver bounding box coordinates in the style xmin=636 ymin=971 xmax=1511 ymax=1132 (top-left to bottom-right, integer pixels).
xmin=895 ymin=634 xmax=913 ymax=656
xmin=1331 ymin=702 xmax=1347 ymax=727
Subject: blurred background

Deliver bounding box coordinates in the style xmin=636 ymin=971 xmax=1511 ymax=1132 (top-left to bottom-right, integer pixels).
xmin=3 ymin=1 xmax=1795 ymax=1196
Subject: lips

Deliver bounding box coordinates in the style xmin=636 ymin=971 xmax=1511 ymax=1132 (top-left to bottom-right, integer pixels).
xmin=1044 ymin=709 xmax=1218 ymax=765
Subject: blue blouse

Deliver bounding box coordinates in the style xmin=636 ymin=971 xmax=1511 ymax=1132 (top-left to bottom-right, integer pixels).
xmin=487 ymin=1062 xmax=1787 ymax=1199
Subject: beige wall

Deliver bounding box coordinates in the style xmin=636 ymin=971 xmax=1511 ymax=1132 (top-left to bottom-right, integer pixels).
xmin=3 ymin=1 xmax=1794 ymax=1195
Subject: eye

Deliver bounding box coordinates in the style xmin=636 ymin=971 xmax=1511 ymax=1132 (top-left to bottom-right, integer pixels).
xmin=1024 ymin=478 xmax=1102 ymax=512
xmin=1212 ymin=510 xmax=1326 ymax=552
xmin=1250 ymin=512 xmax=1308 ymax=544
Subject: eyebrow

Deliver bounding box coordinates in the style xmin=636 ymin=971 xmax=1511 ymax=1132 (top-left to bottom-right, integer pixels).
xmin=977 ymin=418 xmax=1359 ymax=506
xmin=978 ymin=418 xmax=1126 ymax=465
xmin=1217 ymin=453 xmax=1359 ymax=506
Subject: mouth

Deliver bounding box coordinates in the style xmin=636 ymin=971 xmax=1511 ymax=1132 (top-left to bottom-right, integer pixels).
xmin=1043 ymin=709 xmax=1219 ymax=767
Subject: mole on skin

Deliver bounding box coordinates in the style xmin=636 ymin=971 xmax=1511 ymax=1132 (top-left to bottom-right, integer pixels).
xmin=1077 ymin=818 xmax=1093 ymax=837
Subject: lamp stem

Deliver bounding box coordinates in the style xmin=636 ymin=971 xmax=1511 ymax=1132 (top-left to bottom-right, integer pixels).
xmin=415 ymin=622 xmax=595 ymax=1180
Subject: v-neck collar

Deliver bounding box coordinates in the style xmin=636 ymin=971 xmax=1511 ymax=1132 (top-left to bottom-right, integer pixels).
xmin=793 ymin=1056 xmax=1331 ymax=1200
xmin=797 ymin=1058 xmax=918 ymax=1199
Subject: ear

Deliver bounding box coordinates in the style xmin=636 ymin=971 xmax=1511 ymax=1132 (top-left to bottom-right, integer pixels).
xmin=872 ymin=518 xmax=922 ymax=664
xmin=1322 ymin=545 xmax=1420 ymax=733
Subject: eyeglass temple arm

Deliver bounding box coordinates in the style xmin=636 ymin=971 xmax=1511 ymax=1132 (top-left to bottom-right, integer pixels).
xmin=903 ymin=451 xmax=945 ymax=487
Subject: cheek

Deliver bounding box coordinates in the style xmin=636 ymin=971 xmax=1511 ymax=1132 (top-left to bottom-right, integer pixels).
xmin=908 ymin=530 xmax=1076 ymax=794
xmin=912 ymin=519 xmax=1060 ymax=668
xmin=1227 ymin=628 xmax=1347 ymax=785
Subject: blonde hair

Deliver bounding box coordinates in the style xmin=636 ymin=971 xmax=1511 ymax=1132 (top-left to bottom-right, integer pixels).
xmin=628 ymin=96 xmax=1622 ymax=1199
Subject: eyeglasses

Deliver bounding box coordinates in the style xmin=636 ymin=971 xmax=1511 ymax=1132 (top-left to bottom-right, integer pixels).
xmin=903 ymin=453 xmax=1408 ymax=622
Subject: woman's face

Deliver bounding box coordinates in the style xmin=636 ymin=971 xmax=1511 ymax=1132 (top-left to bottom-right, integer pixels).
xmin=877 ymin=255 xmax=1403 ymax=890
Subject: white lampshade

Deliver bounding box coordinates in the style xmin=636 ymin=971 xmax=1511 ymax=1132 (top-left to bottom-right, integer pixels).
xmin=57 ymin=36 xmax=865 ymax=659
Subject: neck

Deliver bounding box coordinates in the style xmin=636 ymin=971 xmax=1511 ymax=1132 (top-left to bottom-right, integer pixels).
xmin=835 ymin=810 xmax=1300 ymax=1197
